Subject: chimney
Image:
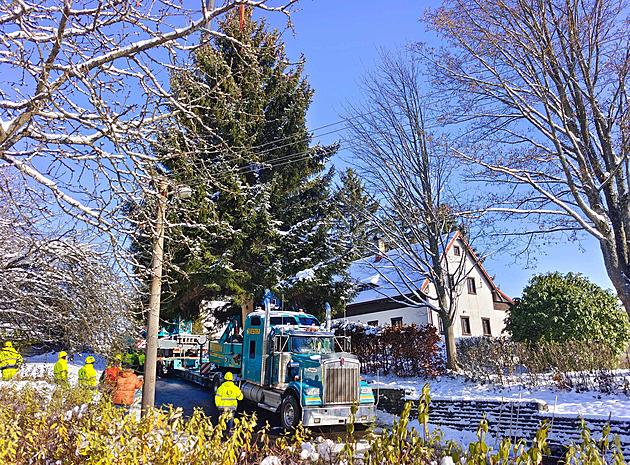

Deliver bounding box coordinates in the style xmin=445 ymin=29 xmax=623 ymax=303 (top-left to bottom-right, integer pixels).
xmin=374 ymin=237 xmax=386 ymax=262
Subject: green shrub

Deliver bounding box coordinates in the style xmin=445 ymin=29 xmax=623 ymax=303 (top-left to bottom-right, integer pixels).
xmin=506 ymin=272 xmax=630 ymax=357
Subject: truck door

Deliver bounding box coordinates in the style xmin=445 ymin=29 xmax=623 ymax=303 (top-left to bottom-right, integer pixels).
xmin=243 ymin=315 xmax=264 ymax=384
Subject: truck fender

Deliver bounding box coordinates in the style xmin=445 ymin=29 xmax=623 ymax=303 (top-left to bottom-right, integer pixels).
xmin=281 ymin=386 xmax=301 ymax=405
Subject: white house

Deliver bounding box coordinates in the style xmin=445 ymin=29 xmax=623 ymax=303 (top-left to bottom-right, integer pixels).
xmin=336 ymin=231 xmax=513 ymax=339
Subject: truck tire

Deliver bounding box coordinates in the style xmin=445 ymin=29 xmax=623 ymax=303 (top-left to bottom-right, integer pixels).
xmin=280 ymin=395 xmax=301 ymax=430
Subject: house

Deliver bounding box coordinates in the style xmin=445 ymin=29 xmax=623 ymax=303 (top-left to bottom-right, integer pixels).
xmin=336 ymin=231 xmax=513 ymax=339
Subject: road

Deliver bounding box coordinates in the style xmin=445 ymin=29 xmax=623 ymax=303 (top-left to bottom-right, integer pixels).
xmin=153 ymin=377 xmax=366 ymax=438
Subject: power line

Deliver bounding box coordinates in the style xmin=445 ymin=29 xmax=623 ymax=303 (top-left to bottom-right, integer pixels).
xmin=169 ymin=108 xmax=383 ymax=162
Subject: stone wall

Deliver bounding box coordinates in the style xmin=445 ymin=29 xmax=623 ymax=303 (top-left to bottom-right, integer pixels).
xmin=375 ymin=388 xmax=630 ymax=456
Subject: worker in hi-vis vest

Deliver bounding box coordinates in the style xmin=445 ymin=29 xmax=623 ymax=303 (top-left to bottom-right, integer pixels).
xmin=53 ymin=351 xmax=69 ymax=385
xmin=214 ymin=372 xmax=243 ymax=435
xmin=0 ymin=342 xmax=23 ymax=381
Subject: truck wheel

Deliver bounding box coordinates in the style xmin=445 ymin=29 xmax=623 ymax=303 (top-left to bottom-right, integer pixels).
xmin=280 ymin=395 xmax=301 ymax=430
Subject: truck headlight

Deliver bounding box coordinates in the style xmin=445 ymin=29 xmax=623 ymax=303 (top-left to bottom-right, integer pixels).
xmin=360 ymin=387 xmax=371 ymax=394
xmin=305 ymin=388 xmax=319 ymax=396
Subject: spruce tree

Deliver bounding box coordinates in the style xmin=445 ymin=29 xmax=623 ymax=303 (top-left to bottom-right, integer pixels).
xmin=150 ymin=9 xmax=347 ymax=321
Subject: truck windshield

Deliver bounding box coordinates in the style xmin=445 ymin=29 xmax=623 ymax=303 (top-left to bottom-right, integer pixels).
xmin=291 ymin=336 xmax=334 ymax=354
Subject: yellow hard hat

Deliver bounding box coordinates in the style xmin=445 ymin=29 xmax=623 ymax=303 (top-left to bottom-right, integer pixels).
xmin=224 ymin=372 xmax=233 ymax=381
xmin=4 ymin=341 xmax=12 ymax=348
xmin=85 ymin=356 xmax=95 ymax=364
xmin=59 ymin=351 xmax=67 ymax=359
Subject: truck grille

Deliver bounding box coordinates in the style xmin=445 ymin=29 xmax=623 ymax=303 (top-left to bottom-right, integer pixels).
xmin=323 ymin=361 xmax=359 ymax=405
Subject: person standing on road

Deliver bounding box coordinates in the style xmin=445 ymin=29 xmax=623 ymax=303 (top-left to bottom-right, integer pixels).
xmin=53 ymin=351 xmax=69 ymax=385
xmin=78 ymin=356 xmax=98 ymax=398
xmin=214 ymin=371 xmax=243 ymax=435
xmin=0 ymin=342 xmax=23 ymax=381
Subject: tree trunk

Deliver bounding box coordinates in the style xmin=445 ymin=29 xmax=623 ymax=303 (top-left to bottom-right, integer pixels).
xmin=600 ymin=240 xmax=630 ymax=320
xmin=442 ymin=317 xmax=458 ymax=371
xmin=241 ymin=299 xmax=253 ymax=329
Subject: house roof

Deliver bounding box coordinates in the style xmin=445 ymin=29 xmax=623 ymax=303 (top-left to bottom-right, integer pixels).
xmin=346 ymin=231 xmax=513 ymax=307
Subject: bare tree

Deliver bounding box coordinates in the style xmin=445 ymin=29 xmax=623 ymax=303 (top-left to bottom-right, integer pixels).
xmin=423 ymin=0 xmax=630 ymax=317
xmin=343 ymin=48 xmax=488 ymax=370
xmin=0 ymin=174 xmax=138 ymax=352
xmin=0 ymin=0 xmax=297 ymax=244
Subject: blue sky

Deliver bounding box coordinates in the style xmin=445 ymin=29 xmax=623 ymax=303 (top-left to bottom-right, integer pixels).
xmin=262 ymin=0 xmax=612 ymax=299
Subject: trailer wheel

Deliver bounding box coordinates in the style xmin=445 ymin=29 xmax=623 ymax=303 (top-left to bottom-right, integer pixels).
xmin=212 ymin=373 xmax=222 ymax=395
xmin=157 ymin=361 xmax=168 ymax=378
xmin=280 ymin=395 xmax=301 ymax=430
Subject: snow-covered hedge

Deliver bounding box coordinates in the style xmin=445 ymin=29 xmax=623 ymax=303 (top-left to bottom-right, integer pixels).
xmin=457 ymin=337 xmax=630 ymax=393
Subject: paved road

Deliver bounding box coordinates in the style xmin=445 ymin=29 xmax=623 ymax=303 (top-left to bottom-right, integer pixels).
xmin=154 ymin=377 xmax=218 ymax=418
xmin=153 ymin=377 xmax=364 ymax=438
xmin=154 ymin=377 xmax=283 ymax=430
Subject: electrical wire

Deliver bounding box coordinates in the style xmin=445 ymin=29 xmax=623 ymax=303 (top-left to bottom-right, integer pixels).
xmin=160 ymin=108 xmax=394 ymax=186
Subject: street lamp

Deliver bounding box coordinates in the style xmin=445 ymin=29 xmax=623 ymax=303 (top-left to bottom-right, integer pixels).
xmin=141 ymin=180 xmax=191 ymax=416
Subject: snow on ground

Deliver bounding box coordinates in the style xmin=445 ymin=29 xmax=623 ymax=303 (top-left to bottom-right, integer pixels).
xmin=367 ymin=371 xmax=630 ymax=451
xmin=19 ymin=351 xmax=107 ymax=384
xmin=365 ymin=372 xmax=630 ymax=420
xmin=9 ymin=352 xmax=108 ymax=402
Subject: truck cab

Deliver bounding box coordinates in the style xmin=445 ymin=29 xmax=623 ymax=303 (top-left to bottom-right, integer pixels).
xmin=216 ymin=309 xmax=376 ymax=429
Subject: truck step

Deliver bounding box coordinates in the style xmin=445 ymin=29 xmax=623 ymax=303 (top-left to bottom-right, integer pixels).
xmin=257 ymin=403 xmax=277 ymax=412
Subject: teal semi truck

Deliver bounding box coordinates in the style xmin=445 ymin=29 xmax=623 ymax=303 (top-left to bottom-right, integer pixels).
xmin=158 ymin=303 xmax=376 ymax=429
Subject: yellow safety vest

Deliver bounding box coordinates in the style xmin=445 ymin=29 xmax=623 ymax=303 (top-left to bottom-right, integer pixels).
xmin=0 ymin=347 xmax=22 ymax=380
xmin=78 ymin=364 xmax=97 ymax=388
xmin=215 ymin=381 xmax=243 ymax=409
xmin=54 ymin=359 xmax=68 ymax=382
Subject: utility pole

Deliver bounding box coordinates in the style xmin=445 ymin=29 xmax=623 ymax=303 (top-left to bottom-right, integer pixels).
xmin=141 ymin=179 xmax=167 ymax=416
xmin=202 ymin=0 xmax=216 ymax=41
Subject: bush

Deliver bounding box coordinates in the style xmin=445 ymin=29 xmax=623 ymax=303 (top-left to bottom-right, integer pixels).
xmin=506 ymin=272 xmax=630 ymax=357
xmin=457 ymin=337 xmax=621 ymax=392
xmin=335 ymin=322 xmax=446 ymax=377
xmin=0 ymin=382 xmax=627 ymax=464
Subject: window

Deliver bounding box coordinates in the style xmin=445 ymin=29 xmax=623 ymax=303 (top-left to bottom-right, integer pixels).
xmin=368 ymin=320 xmax=378 ymax=326
xmin=298 ymin=316 xmax=319 ymax=326
xmin=467 ymin=277 xmax=477 ymax=294
xmin=391 ymin=317 xmax=403 ymax=327
xmin=249 ymin=340 xmax=256 ymax=359
xmin=482 ymin=318 xmax=492 ymax=336
xmin=438 ymin=317 xmax=444 ymax=334
xmin=453 ymin=245 xmax=461 ymax=256
xmin=461 ymin=316 xmax=471 ymax=335
xmin=250 ymin=316 xmax=261 ymax=326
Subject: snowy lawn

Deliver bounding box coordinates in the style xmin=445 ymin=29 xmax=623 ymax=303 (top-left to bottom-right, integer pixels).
xmin=367 ymin=371 xmax=630 ymax=450
xmin=366 ymin=371 xmax=630 ymax=419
